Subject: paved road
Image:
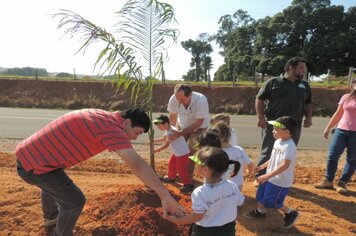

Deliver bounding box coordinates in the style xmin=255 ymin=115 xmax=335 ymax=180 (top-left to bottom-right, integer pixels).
xmin=0 ymin=107 xmax=331 ymax=149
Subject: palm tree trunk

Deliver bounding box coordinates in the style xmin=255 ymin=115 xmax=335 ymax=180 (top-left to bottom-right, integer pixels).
xmin=148 ymin=95 xmax=155 ymax=170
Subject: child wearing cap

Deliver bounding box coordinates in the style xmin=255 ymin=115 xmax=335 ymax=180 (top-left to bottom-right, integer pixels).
xmin=210 ymin=113 xmax=238 ymax=146
xmin=152 ymin=114 xmax=194 ymax=192
xmin=167 ymin=147 xmax=245 ymax=236
xmin=246 ymin=116 xmax=300 ymax=229
xmin=212 ymin=121 xmax=255 ymax=191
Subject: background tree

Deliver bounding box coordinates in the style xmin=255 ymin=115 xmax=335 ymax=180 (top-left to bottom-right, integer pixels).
xmin=56 ymin=72 xmax=73 ymax=78
xmin=198 ymin=33 xmax=213 ymax=83
xmin=2 ymin=67 xmax=48 ymax=76
xmin=181 ymin=34 xmax=213 ymax=82
xmin=213 ymin=0 xmax=356 ymax=80
xmin=182 ymin=68 xmax=196 ymax=81
xmin=202 ymin=56 xmax=213 ymax=83
xmin=212 ymin=10 xmax=255 ymax=81
xmin=55 ymin=0 xmax=178 ymax=169
xmin=304 ymin=5 xmax=356 ymax=75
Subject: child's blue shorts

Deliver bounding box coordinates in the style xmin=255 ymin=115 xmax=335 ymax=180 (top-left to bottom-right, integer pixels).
xmin=256 ymin=181 xmax=289 ymax=209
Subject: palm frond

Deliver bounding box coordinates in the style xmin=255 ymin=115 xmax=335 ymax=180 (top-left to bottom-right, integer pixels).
xmin=54 ymin=0 xmax=178 ymax=170
xmin=53 ymin=1 xmax=178 ymax=105
xmin=115 ymin=0 xmax=178 ymax=79
xmin=53 ymin=9 xmax=148 ymax=100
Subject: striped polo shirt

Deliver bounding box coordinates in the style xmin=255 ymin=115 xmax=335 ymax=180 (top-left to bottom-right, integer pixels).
xmin=15 ymin=109 xmax=132 ymax=174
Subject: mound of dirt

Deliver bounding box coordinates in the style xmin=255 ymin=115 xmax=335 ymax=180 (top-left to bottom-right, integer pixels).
xmin=0 ymin=78 xmax=350 ymax=116
xmin=81 ymin=185 xmax=191 ymax=236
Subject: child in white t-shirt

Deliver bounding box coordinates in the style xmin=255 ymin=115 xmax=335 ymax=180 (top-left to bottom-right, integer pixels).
xmin=246 ymin=116 xmax=300 ymax=229
xmin=167 ymin=146 xmax=244 ymax=236
xmin=152 ymin=114 xmax=193 ymax=192
xmin=213 ymin=121 xmax=255 ymax=190
xmin=211 ymin=113 xmax=238 ymax=146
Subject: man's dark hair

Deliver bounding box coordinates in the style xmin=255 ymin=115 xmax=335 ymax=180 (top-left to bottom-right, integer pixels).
xmin=174 ymin=84 xmax=192 ymax=97
xmin=121 ymin=108 xmax=150 ymax=133
xmin=284 ymin=57 xmax=306 ymax=72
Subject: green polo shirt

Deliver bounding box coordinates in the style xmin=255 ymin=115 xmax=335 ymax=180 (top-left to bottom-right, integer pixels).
xmin=256 ymin=76 xmax=312 ymax=124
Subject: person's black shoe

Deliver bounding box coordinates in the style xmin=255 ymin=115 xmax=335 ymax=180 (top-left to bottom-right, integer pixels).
xmin=161 ymin=176 xmax=176 ymax=183
xmin=284 ymin=210 xmax=300 ymax=229
xmin=244 ymin=209 xmax=266 ymax=219
xmin=180 ymin=184 xmax=194 ymax=193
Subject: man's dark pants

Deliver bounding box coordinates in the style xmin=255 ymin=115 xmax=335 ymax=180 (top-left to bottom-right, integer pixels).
xmin=17 ymin=160 xmax=86 ymax=236
xmin=185 ymin=128 xmax=207 ymax=179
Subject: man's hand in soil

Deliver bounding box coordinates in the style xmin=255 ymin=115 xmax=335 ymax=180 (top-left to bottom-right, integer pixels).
xmin=161 ymin=195 xmax=186 ymax=219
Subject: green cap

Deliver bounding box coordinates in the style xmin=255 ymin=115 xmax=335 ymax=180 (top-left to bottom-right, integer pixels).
xmin=153 ymin=114 xmax=169 ymax=125
xmin=189 ymin=154 xmax=205 ymax=166
xmin=267 ymin=116 xmax=297 ymax=134
xmin=153 ymin=118 xmax=164 ymax=124
xmin=267 ymin=120 xmax=286 ymax=129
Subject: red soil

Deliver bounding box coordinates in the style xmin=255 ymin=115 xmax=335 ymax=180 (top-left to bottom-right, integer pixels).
xmin=0 ymin=142 xmax=355 ymax=235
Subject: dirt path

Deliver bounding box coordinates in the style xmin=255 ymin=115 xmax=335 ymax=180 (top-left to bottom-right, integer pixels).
xmin=0 ymin=142 xmax=355 ymax=235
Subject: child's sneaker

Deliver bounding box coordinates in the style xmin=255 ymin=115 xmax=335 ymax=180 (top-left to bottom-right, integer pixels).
xmin=161 ymin=176 xmax=176 ymax=183
xmin=336 ymin=181 xmax=347 ymax=194
xmin=314 ymin=179 xmax=333 ymax=189
xmin=283 ymin=210 xmax=300 ymax=229
xmin=244 ymin=209 xmax=266 ymax=219
xmin=180 ymin=184 xmax=194 ymax=193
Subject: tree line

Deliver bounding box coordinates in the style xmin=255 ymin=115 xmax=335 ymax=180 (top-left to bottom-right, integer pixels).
xmin=0 ymin=67 xmax=79 ymax=78
xmin=182 ymin=0 xmax=356 ymax=82
xmin=1 ymin=67 xmax=49 ymax=77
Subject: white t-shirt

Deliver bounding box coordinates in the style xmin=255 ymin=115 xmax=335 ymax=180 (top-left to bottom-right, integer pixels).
xmin=230 ymin=128 xmax=238 ymax=146
xmin=191 ymin=179 xmax=244 ymax=227
xmin=222 ymin=145 xmax=252 ymax=187
xmin=167 ymin=91 xmax=210 ymax=129
xmin=164 ymin=126 xmax=190 ymax=157
xmin=267 ymin=138 xmax=297 ymax=188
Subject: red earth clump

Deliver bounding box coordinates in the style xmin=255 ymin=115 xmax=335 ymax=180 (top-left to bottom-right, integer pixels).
xmin=80 ymin=184 xmax=192 ymax=236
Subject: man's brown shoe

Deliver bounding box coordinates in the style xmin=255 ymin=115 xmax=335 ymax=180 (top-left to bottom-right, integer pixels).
xmin=336 ymin=181 xmax=347 ymax=194
xmin=314 ymin=179 xmax=333 ymax=189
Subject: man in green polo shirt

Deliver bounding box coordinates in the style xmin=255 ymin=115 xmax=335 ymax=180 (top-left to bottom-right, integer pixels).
xmin=255 ymin=57 xmax=313 ymax=178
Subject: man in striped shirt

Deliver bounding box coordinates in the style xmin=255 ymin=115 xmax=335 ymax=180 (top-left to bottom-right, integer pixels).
xmin=16 ymin=108 xmax=184 ymax=236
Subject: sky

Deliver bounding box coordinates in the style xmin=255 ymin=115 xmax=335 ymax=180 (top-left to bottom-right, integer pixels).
xmin=0 ymin=0 xmax=354 ymax=80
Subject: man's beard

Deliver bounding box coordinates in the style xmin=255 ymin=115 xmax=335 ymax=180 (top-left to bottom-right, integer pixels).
xmin=296 ymin=73 xmax=304 ymax=80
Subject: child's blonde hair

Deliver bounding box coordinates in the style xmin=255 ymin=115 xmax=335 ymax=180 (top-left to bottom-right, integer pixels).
xmin=212 ymin=121 xmax=231 ymax=143
xmin=210 ymin=113 xmax=230 ymax=125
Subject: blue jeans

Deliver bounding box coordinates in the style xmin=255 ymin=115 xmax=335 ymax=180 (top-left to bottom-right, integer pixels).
xmin=326 ymin=128 xmax=356 ymax=183
xmin=17 ymin=160 xmax=86 ymax=236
